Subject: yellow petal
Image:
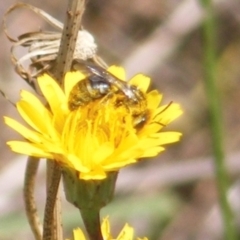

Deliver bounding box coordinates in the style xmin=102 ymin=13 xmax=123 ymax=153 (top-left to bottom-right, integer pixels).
xmin=16 ymin=90 xmax=57 ymax=135
xmin=117 ymin=223 xmax=134 ymax=240
xmin=102 ymin=134 xmax=139 ymax=166
xmin=141 ymin=146 xmax=165 ymax=157
xmin=101 ymin=217 xmax=111 ymax=239
xmin=20 ymin=89 xmax=44 ymax=107
xmin=152 ymin=132 xmax=182 ymax=145
xmin=73 ymin=228 xmax=86 ymax=240
xmin=146 ymin=90 xmax=162 ymax=109
xmin=64 ymin=71 xmax=85 ymax=99
xmin=17 ymin=101 xmax=51 ymax=131
xmin=129 ymin=74 xmax=151 ymax=92
xmin=107 ymin=66 xmax=126 ymax=81
xmin=154 ymin=103 xmax=183 ymax=124
xmin=37 ymin=74 xmax=67 ymax=116
xmin=92 ymin=143 xmax=114 ymax=164
xmin=104 ymin=158 xmax=137 ymax=170
xmin=6 ymin=141 xmax=53 ymax=158
xmin=66 ymin=154 xmax=90 ymax=173
xmin=80 ymin=167 xmax=107 ymax=180
xmin=4 ymin=117 xmax=43 ymax=142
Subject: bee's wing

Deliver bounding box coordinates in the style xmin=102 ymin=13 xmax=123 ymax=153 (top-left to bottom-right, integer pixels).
xmin=73 ymin=60 xmax=116 ymax=90
xmin=72 ymin=59 xmax=102 ymax=77
xmin=73 ymin=59 xmax=135 ymax=98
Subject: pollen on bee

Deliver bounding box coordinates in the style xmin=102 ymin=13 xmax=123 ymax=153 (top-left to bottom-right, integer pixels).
xmin=68 ymin=63 xmax=150 ymax=130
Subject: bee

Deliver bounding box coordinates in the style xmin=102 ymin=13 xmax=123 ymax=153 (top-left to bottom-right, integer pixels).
xmin=69 ymin=61 xmax=149 ymax=129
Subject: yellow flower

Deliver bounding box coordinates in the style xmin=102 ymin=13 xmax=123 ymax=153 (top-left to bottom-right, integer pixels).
xmin=67 ymin=217 xmax=148 ymax=240
xmin=4 ymin=66 xmax=182 ymax=180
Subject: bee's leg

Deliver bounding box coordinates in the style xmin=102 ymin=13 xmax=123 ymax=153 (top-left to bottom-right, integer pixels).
xmin=152 ymin=101 xmax=173 ymax=121
xmin=98 ymin=92 xmax=114 ymax=105
xmin=132 ymin=111 xmax=150 ymax=130
xmin=150 ymin=121 xmax=166 ymax=128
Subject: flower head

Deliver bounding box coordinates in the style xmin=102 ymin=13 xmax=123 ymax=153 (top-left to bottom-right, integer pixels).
xmin=5 ymin=65 xmax=182 ymax=180
xmin=67 ymin=217 xmax=148 ymax=240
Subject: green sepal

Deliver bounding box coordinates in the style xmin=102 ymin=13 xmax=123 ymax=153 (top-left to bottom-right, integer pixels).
xmin=62 ymin=167 xmax=118 ymax=210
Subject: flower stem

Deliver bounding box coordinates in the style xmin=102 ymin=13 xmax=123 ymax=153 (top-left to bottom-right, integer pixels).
xmin=80 ymin=208 xmax=103 ymax=240
xmin=201 ymin=0 xmax=237 ymax=239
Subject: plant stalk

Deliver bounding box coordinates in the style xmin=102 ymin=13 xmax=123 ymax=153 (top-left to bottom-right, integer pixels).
xmin=80 ymin=208 xmax=103 ymax=240
xmin=201 ymin=0 xmax=237 ymax=239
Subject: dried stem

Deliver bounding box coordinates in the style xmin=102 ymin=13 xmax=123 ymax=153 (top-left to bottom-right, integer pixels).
xmin=43 ymin=0 xmax=86 ymax=240
xmin=53 ymin=0 xmax=85 ymax=83
xmin=24 ymin=157 xmax=42 ymax=240
xmin=43 ymin=162 xmax=62 ymax=240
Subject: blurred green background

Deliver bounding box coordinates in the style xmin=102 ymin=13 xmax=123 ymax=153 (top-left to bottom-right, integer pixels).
xmin=1 ymin=0 xmax=240 ymax=239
